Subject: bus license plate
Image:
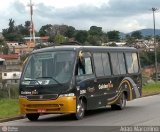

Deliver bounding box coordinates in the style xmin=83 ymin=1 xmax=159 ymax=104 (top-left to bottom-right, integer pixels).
xmin=37 ymin=109 xmax=46 ymax=113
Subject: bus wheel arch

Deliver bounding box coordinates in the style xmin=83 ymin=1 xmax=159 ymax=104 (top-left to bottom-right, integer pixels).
xmin=111 ymin=91 xmax=127 ymax=110
xmin=74 ymin=96 xmax=87 ymax=120
xmin=79 ymin=96 xmax=87 ymax=110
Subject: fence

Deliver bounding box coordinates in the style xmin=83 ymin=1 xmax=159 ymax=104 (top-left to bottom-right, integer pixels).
xmin=0 ymin=84 xmax=19 ymax=99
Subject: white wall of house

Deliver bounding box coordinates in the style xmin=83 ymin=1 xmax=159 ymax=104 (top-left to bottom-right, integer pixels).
xmin=7 ymin=42 xmax=19 ymax=47
xmin=2 ymin=71 xmax=21 ymax=80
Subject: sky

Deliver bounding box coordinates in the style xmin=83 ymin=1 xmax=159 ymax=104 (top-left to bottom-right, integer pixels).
xmin=0 ymin=0 xmax=160 ymax=33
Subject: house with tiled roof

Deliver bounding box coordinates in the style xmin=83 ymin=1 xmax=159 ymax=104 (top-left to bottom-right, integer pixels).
xmin=0 ymin=54 xmax=21 ymax=71
xmin=0 ymin=54 xmax=21 ymax=85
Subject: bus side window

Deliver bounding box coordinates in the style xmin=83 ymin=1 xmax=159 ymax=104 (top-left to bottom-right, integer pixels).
xmin=118 ymin=53 xmax=126 ymax=74
xmin=132 ymin=53 xmax=139 ymax=73
xmin=93 ymin=53 xmax=104 ymax=77
xmin=102 ymin=53 xmax=111 ymax=76
xmin=75 ymin=51 xmax=93 ymax=76
xmin=76 ymin=57 xmax=93 ymax=76
xmin=125 ymin=52 xmax=139 ymax=74
xmin=77 ymin=57 xmax=86 ymax=75
xmin=84 ymin=57 xmax=93 ymax=74
xmin=110 ymin=52 xmax=120 ymax=75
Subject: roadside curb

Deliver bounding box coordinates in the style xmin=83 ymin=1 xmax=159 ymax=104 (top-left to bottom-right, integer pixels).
xmin=0 ymin=115 xmax=25 ymax=123
xmin=142 ymin=93 xmax=160 ymax=97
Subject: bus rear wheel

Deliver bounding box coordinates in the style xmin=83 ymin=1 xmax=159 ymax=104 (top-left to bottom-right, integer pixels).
xmin=26 ymin=113 xmax=40 ymax=121
xmin=74 ymin=99 xmax=85 ymax=120
xmin=111 ymin=92 xmax=126 ymax=110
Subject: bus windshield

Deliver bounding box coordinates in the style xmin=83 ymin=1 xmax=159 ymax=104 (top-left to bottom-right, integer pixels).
xmin=21 ymin=51 xmax=75 ymax=85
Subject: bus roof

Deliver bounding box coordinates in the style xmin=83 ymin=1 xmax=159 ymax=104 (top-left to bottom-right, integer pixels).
xmin=32 ymin=45 xmax=138 ymax=54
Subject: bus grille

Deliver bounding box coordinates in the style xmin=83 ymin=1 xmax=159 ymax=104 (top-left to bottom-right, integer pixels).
xmin=26 ymin=104 xmax=63 ymax=108
xmin=25 ymin=104 xmax=63 ymax=113
xmin=26 ymin=94 xmax=58 ymax=100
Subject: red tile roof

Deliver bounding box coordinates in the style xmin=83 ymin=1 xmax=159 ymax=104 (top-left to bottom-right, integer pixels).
xmin=0 ymin=54 xmax=19 ymax=59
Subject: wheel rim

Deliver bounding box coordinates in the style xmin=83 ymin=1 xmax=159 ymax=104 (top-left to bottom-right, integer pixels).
xmin=77 ymin=101 xmax=84 ymax=117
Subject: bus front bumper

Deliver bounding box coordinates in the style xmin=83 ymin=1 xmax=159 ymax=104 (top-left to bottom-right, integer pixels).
xmin=19 ymin=96 xmax=76 ymax=114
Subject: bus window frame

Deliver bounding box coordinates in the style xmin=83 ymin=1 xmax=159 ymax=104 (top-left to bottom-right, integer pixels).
xmin=110 ymin=52 xmax=121 ymax=76
xmin=117 ymin=52 xmax=127 ymax=75
xmin=93 ymin=52 xmax=112 ymax=78
xmin=93 ymin=52 xmax=105 ymax=77
xmin=125 ymin=52 xmax=140 ymax=74
xmin=75 ymin=51 xmax=95 ymax=81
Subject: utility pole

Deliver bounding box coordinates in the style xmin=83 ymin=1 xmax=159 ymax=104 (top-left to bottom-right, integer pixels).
xmin=151 ymin=7 xmax=158 ymax=82
xmin=28 ymin=0 xmax=35 ymax=45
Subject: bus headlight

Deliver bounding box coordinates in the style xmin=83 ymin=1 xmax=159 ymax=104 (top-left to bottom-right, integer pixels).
xmin=59 ymin=93 xmax=75 ymax=97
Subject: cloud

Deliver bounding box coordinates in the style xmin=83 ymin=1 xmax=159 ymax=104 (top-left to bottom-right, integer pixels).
xmin=0 ymin=0 xmax=160 ymax=33
xmin=0 ymin=0 xmax=28 ymax=30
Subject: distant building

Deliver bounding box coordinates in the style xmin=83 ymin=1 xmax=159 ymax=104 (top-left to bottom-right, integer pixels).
xmin=102 ymin=42 xmax=126 ymax=47
xmin=7 ymin=42 xmax=32 ymax=55
xmin=2 ymin=71 xmax=21 ymax=84
xmin=0 ymin=54 xmax=21 ymax=85
xmin=24 ymin=36 xmax=49 ymax=48
xmin=7 ymin=36 xmax=49 ymax=55
xmin=0 ymin=54 xmax=21 ymax=71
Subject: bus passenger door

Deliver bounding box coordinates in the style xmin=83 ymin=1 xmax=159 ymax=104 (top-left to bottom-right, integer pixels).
xmin=75 ymin=51 xmax=98 ymax=110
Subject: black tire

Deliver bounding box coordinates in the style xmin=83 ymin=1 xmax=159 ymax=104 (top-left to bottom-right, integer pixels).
xmin=111 ymin=92 xmax=126 ymax=110
xmin=26 ymin=113 xmax=40 ymax=121
xmin=74 ymin=99 xmax=85 ymax=120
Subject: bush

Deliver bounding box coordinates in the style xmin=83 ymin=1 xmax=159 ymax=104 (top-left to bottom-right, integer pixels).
xmin=0 ymin=84 xmax=19 ymax=99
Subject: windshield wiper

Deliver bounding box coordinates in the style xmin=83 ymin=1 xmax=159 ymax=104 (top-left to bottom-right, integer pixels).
xmin=36 ymin=77 xmax=64 ymax=86
xmin=22 ymin=79 xmax=41 ymax=85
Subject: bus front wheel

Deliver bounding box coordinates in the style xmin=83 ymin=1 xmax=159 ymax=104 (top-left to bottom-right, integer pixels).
xmin=111 ymin=92 xmax=126 ymax=110
xmin=74 ymin=99 xmax=85 ymax=120
xmin=26 ymin=113 xmax=40 ymax=121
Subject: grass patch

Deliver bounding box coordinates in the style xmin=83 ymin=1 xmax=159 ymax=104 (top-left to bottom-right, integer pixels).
xmin=0 ymin=99 xmax=19 ymax=119
xmin=142 ymin=82 xmax=160 ymax=96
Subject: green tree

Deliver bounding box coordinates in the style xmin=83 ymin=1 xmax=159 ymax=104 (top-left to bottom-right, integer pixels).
xmin=65 ymin=26 xmax=76 ymax=38
xmin=101 ymin=33 xmax=108 ymax=43
xmin=125 ymin=34 xmax=136 ymax=46
xmin=39 ymin=24 xmax=52 ymax=36
xmin=87 ymin=35 xmax=101 ymax=46
xmin=131 ymin=31 xmax=142 ymax=39
xmin=144 ymin=35 xmax=152 ymax=41
xmin=2 ymin=18 xmax=16 ymax=41
xmin=155 ymin=35 xmax=160 ymax=44
xmin=22 ymin=21 xmax=30 ymax=36
xmin=58 ymin=25 xmax=68 ymax=36
xmin=75 ymin=30 xmax=88 ymax=44
xmin=140 ymin=51 xmax=155 ymax=67
xmin=8 ymin=18 xmax=15 ymax=33
xmin=89 ymin=26 xmax=103 ymax=36
xmin=0 ymin=39 xmax=9 ymax=54
xmin=107 ymin=30 xmax=120 ymax=42
xmin=2 ymin=19 xmax=31 ymax=42
xmin=54 ymin=33 xmax=67 ymax=44
xmin=87 ymin=26 xmax=104 ymax=45
xmin=2 ymin=44 xmax=9 ymax=54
